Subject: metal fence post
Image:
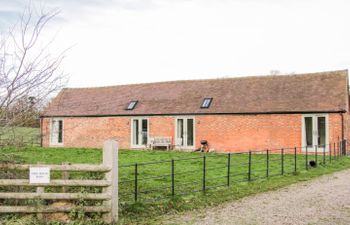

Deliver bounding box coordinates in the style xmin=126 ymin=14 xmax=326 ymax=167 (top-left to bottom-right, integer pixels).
xmin=281 ymin=148 xmax=284 ymax=175
xmin=315 ymin=145 xmax=317 ymax=165
xmin=344 ymin=140 xmax=348 ymax=156
xmin=343 ymin=140 xmax=348 ymax=156
xmin=203 ymin=156 xmax=206 ymax=192
xmin=345 ymin=140 xmax=347 ymax=156
xmin=337 ymin=142 xmax=339 ymax=159
xmin=340 ymin=141 xmax=343 ymax=158
xmin=323 ymin=144 xmax=326 ymax=165
xmin=266 ymin=149 xmax=269 ymax=178
xmin=248 ymin=151 xmax=252 ymax=181
xmin=334 ymin=142 xmax=336 ymax=160
xmin=341 ymin=140 xmax=343 ymax=157
xmin=329 ymin=143 xmax=332 ymax=162
xmin=134 ymin=163 xmax=138 ymax=201
xmin=306 ymin=146 xmax=308 ymax=170
xmin=227 ymin=153 xmax=231 ymax=187
xmin=294 ymin=147 xmax=297 ymax=173
xmin=171 ymin=159 xmax=175 ymax=196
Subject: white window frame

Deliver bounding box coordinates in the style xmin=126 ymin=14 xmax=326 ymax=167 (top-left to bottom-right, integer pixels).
xmin=130 ymin=117 xmax=149 ymax=149
xmin=49 ymin=117 xmax=64 ymax=146
xmin=175 ymin=116 xmax=196 ymax=150
xmin=301 ymin=114 xmax=329 ymax=152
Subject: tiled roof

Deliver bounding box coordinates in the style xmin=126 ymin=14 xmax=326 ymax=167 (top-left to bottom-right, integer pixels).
xmin=42 ymin=70 xmax=349 ymax=117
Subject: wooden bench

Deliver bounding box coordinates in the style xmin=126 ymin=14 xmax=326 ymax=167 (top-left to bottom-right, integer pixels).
xmin=149 ymin=137 xmax=172 ymax=150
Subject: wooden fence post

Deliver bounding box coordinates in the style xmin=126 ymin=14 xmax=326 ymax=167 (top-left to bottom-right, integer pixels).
xmin=102 ymin=140 xmax=118 ymax=224
xmin=62 ymin=162 xmax=69 ymax=193
xmin=36 ymin=162 xmax=44 ymax=220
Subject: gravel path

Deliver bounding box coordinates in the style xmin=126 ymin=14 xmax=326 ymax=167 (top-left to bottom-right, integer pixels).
xmin=164 ymin=169 xmax=350 ymax=225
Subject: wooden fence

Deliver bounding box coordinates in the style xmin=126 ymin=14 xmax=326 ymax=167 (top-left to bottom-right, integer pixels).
xmin=0 ymin=139 xmax=118 ymax=224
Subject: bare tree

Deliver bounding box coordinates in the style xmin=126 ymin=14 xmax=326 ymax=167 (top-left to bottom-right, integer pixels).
xmin=0 ymin=5 xmax=67 ymax=145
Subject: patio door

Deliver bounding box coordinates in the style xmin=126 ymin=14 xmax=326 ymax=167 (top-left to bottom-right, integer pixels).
xmin=176 ymin=117 xmax=195 ymax=149
xmin=131 ymin=118 xmax=148 ymax=148
xmin=302 ymin=114 xmax=328 ymax=152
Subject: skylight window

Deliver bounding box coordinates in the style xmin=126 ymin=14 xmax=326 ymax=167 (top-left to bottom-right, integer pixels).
xmin=126 ymin=101 xmax=138 ymax=110
xmin=201 ymin=98 xmax=212 ymax=108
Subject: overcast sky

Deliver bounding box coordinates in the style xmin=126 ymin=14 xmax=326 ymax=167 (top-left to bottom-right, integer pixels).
xmin=0 ymin=0 xmax=349 ymax=87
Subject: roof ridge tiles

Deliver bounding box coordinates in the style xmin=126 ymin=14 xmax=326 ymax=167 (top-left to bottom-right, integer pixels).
xmin=64 ymin=69 xmax=348 ymax=90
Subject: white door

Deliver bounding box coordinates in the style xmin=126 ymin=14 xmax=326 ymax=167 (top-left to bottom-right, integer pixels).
xmin=131 ymin=118 xmax=148 ymax=148
xmin=176 ymin=117 xmax=195 ymax=149
xmin=302 ymin=114 xmax=328 ymax=152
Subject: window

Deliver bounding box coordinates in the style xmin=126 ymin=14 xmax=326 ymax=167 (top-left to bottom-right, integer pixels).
xmin=175 ymin=117 xmax=195 ymax=149
xmin=302 ymin=114 xmax=328 ymax=152
xmin=50 ymin=118 xmax=63 ymax=145
xmin=201 ymin=98 xmax=212 ymax=108
xmin=305 ymin=117 xmax=313 ymax=146
xmin=126 ymin=101 xmax=138 ymax=110
xmin=131 ymin=118 xmax=149 ymax=147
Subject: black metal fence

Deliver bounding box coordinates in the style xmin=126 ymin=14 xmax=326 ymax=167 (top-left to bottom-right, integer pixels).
xmin=119 ymin=140 xmax=347 ymax=204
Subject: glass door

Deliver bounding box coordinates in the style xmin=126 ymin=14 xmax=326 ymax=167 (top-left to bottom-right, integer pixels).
xmin=186 ymin=118 xmax=194 ymax=147
xmin=176 ymin=117 xmax=194 ymax=149
xmin=50 ymin=118 xmax=63 ymax=145
xmin=303 ymin=115 xmax=328 ymax=152
xmin=132 ymin=118 xmax=148 ymax=148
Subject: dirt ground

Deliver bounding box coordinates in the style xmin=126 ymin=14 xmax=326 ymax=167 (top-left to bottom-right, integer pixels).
xmin=164 ymin=169 xmax=350 ymax=225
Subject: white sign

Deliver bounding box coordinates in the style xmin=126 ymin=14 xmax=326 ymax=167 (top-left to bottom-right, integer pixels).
xmin=29 ymin=167 xmax=50 ymax=184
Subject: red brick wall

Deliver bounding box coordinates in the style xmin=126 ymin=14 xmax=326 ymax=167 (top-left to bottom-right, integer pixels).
xmin=346 ymin=112 xmax=350 ymax=144
xmin=329 ymin=113 xmax=343 ymax=146
xmin=149 ymin=116 xmax=175 ymax=140
xmin=196 ymin=114 xmax=300 ymax=152
xmin=196 ymin=113 xmax=343 ymax=152
xmin=42 ymin=117 xmax=130 ymax=148
xmin=42 ymin=113 xmax=344 ymax=152
xmin=42 ymin=116 xmax=176 ymax=149
xmin=41 ymin=118 xmax=50 ymax=147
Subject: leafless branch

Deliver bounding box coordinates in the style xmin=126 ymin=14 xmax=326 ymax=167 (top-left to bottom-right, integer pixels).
xmin=0 ymin=4 xmax=68 ymax=143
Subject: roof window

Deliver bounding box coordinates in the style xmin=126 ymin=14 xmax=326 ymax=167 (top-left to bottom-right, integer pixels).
xmin=126 ymin=101 xmax=138 ymax=110
xmin=201 ymin=98 xmax=212 ymax=108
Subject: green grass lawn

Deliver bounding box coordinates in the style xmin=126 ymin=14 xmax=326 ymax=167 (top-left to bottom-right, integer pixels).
xmin=1 ymin=146 xmax=350 ymax=224
xmin=0 ymin=127 xmax=40 ymax=144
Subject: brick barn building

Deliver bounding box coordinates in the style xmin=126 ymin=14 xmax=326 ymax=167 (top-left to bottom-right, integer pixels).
xmin=41 ymin=70 xmax=349 ymax=153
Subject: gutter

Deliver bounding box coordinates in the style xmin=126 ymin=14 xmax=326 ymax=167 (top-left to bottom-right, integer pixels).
xmin=40 ymin=110 xmax=347 ymax=118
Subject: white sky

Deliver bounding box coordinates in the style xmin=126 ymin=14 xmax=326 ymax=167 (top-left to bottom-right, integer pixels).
xmin=1 ymin=0 xmax=350 ymax=87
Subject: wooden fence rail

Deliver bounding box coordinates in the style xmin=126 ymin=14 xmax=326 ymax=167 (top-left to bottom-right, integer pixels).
xmin=0 ymin=193 xmax=111 ymax=200
xmin=0 ymin=164 xmax=111 ymax=171
xmin=0 ymin=179 xmax=111 ymax=187
xmin=0 ymin=206 xmax=109 ymax=213
xmin=0 ymin=139 xmax=119 ymax=224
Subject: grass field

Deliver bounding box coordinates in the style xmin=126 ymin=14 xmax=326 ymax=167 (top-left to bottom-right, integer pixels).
xmin=2 ymin=145 xmax=350 ymax=224
xmin=0 ymin=127 xmax=40 ymax=144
